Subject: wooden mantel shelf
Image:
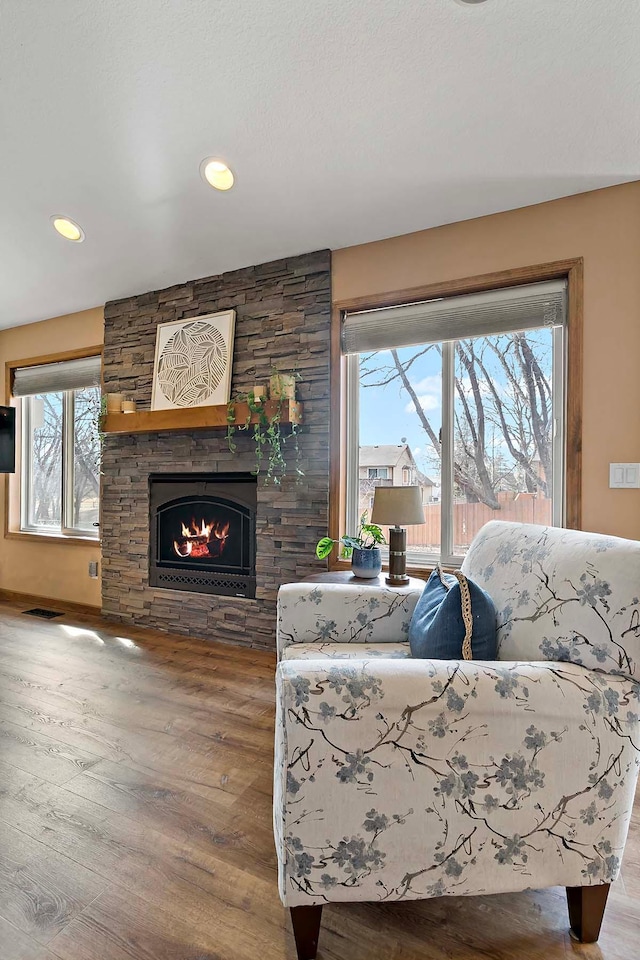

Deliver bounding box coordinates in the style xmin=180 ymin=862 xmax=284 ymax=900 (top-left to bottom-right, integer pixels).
xmin=103 ymin=399 xmax=303 ymax=435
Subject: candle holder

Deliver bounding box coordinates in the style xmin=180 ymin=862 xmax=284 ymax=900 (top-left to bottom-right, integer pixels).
xmin=106 ymin=393 xmax=124 ymax=413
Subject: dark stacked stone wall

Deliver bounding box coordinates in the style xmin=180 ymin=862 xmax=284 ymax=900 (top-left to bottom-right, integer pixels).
xmin=101 ymin=250 xmax=331 ymax=649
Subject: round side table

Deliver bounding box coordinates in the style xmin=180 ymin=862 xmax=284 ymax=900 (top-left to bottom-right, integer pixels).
xmin=303 ymin=571 xmax=425 ymax=590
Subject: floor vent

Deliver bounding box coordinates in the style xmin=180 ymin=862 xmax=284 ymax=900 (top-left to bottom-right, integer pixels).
xmin=23 ymin=608 xmax=63 ymax=619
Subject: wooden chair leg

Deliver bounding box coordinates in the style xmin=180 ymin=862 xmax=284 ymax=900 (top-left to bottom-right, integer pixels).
xmin=290 ymin=905 xmax=323 ymax=960
xmin=566 ymin=884 xmax=610 ymax=943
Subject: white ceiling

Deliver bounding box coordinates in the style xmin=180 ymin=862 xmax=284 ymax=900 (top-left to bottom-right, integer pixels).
xmin=1 ymin=0 xmax=639 ymax=329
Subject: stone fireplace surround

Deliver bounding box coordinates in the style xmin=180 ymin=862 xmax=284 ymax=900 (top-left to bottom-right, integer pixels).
xmin=101 ymin=250 xmax=331 ymax=649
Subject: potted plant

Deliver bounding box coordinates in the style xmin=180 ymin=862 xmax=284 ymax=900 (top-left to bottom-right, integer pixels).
xmin=226 ymin=388 xmax=303 ymax=484
xmin=269 ymin=370 xmax=298 ymax=400
xmin=316 ymin=513 xmax=386 ymax=579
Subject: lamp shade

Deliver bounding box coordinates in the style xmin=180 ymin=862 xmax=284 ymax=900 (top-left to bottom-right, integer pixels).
xmin=371 ymin=486 xmax=425 ymax=526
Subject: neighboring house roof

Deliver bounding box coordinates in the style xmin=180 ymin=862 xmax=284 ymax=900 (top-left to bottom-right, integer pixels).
xmin=359 ymin=444 xmax=416 ymax=469
xmin=416 ymin=468 xmax=436 ymax=487
xmin=359 ymin=445 xmax=436 ymax=487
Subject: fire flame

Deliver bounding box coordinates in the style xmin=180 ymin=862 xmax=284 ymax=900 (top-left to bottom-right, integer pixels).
xmin=173 ymin=518 xmax=230 ymax=559
xmin=180 ymin=519 xmax=213 ymax=539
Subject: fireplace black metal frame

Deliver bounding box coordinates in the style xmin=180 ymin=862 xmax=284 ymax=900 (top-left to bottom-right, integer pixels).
xmin=149 ymin=472 xmax=257 ymax=599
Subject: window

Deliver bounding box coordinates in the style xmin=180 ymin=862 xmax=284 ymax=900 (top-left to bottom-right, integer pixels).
xmin=367 ymin=467 xmax=389 ymax=479
xmin=341 ymin=279 xmax=568 ymax=566
xmin=14 ymin=356 xmax=101 ymax=538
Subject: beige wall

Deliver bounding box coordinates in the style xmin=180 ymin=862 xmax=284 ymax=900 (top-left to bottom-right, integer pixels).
xmin=0 ymin=307 xmax=104 ymax=607
xmin=333 ymin=181 xmax=640 ymax=540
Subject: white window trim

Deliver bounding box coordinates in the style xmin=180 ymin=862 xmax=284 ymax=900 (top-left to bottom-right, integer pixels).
xmin=345 ymin=325 xmax=566 ymax=568
xmin=20 ymin=390 xmax=100 ymax=540
xmin=345 ymin=353 xmax=360 ymax=540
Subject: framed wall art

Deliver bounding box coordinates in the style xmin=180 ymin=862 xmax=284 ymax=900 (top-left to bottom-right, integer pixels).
xmin=151 ymin=311 xmax=236 ymax=410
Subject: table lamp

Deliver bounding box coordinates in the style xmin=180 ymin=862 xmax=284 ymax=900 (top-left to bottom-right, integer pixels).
xmin=371 ymin=485 xmax=425 ymax=585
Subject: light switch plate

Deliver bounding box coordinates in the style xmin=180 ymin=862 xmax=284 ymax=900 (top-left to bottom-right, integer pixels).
xmin=609 ymin=463 xmax=640 ymax=489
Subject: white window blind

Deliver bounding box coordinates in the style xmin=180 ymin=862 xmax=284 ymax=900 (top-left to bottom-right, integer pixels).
xmin=342 ymin=280 xmax=567 ymax=355
xmin=13 ymin=356 xmax=102 ymax=397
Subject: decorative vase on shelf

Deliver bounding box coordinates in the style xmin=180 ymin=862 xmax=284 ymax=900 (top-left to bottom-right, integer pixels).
xmin=269 ymin=373 xmax=296 ymax=400
xmin=351 ymin=547 xmax=382 ymax=579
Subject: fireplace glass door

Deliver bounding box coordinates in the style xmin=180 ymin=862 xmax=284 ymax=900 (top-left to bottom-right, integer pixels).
xmin=157 ymin=496 xmax=249 ymax=572
xmin=149 ymin=474 xmax=256 ymax=598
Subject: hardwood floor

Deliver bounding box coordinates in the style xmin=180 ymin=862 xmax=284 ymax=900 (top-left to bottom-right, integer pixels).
xmin=0 ymin=599 xmax=638 ymax=960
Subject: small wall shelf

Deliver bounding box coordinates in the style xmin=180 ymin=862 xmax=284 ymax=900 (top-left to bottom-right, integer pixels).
xmin=103 ymin=399 xmax=303 ymax=436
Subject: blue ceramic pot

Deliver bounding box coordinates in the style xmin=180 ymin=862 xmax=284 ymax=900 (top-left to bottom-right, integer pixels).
xmin=351 ymin=547 xmax=382 ymax=579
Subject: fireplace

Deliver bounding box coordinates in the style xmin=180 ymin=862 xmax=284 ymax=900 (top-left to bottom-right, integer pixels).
xmin=149 ymin=473 xmax=257 ymax=598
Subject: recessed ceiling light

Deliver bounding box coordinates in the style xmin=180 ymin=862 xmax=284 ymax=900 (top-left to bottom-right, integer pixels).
xmin=200 ymin=158 xmax=235 ymax=191
xmin=51 ymin=216 xmax=85 ymax=242
xmin=454 ymin=0 xmax=489 ymax=5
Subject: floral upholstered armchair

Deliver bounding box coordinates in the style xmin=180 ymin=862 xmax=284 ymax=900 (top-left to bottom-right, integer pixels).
xmin=274 ymin=522 xmax=640 ymax=960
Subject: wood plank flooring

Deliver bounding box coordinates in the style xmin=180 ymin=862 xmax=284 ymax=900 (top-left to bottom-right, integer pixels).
xmin=0 ymin=599 xmax=638 ymax=959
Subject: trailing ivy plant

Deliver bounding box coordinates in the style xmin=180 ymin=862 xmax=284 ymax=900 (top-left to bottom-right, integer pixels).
xmin=227 ymin=389 xmax=303 ymax=483
xmin=97 ymin=393 xmax=108 ymax=446
xmin=282 ymin=419 xmax=304 ymax=482
xmin=271 ymin=365 xmax=304 ymax=480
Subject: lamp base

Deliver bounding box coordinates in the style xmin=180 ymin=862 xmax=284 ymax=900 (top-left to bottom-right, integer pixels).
xmin=385 ymin=573 xmax=410 ymax=587
xmin=386 ymin=526 xmax=408 ymax=587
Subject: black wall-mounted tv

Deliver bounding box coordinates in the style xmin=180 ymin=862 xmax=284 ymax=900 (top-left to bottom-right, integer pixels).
xmin=0 ymin=406 xmax=16 ymax=473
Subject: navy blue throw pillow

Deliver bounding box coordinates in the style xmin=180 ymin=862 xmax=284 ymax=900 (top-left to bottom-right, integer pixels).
xmin=409 ymin=567 xmax=497 ymax=660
